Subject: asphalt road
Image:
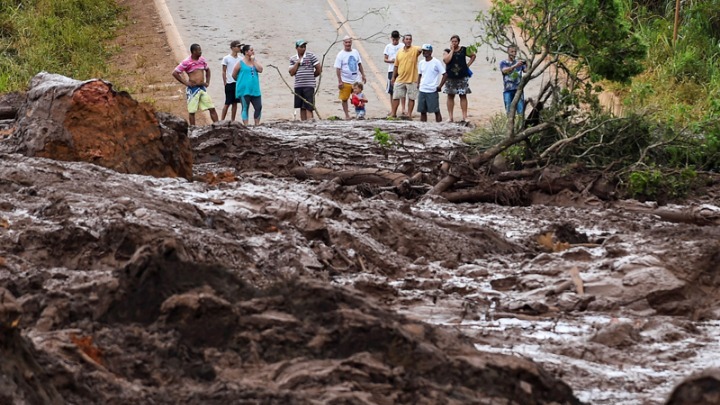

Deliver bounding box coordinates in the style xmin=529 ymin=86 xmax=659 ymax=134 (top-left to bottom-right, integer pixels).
xmin=161 ymin=0 xmax=507 ymax=122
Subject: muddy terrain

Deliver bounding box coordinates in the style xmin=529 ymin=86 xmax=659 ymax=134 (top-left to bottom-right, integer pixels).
xmin=1 ymin=86 xmax=720 ymax=404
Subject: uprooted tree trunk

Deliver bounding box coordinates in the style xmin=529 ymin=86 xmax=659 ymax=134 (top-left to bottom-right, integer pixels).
xmin=427 ymin=122 xmax=554 ymax=196
xmin=0 ymin=72 xmax=193 ymax=180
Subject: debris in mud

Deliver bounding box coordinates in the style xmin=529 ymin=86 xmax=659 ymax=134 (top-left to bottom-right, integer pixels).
xmin=666 ymin=368 xmax=720 ymax=405
xmin=1 ymin=82 xmax=720 ymax=403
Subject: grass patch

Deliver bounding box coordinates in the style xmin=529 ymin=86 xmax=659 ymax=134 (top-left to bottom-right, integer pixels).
xmin=0 ymin=0 xmax=123 ymax=92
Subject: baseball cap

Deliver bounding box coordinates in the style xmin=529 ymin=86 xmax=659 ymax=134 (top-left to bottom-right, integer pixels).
xmin=421 ymin=44 xmax=432 ymax=51
xmin=295 ymin=39 xmax=308 ymax=47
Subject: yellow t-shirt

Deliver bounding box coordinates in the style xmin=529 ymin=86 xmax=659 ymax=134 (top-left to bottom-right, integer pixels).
xmin=394 ymin=46 xmax=421 ymax=83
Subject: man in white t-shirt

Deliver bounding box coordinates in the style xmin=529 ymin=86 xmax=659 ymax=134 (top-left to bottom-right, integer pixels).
xmin=334 ymin=36 xmax=366 ymax=120
xmin=383 ymin=30 xmax=402 ymax=116
xmin=417 ymin=44 xmax=447 ymax=122
xmin=221 ymin=40 xmax=242 ymax=121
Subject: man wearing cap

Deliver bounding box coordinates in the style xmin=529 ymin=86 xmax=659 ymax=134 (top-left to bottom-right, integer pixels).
xmin=221 ymin=40 xmax=243 ymax=121
xmin=390 ymin=34 xmax=421 ymax=119
xmin=289 ymin=39 xmax=321 ymax=121
xmin=172 ymin=43 xmax=219 ymax=126
xmin=334 ymin=36 xmax=366 ymax=120
xmin=383 ymin=30 xmax=403 ymax=116
xmin=417 ymin=44 xmax=446 ymax=122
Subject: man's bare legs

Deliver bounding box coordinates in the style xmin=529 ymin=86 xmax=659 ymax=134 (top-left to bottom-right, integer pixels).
xmin=390 ymin=98 xmax=400 ymax=117
xmin=221 ymin=104 xmax=237 ymax=121
xmin=391 ymin=97 xmax=411 ymax=118
xmin=446 ymin=94 xmax=456 ymax=122
xmin=407 ymin=99 xmax=415 ymax=119
xmin=189 ymin=109 xmax=219 ymax=126
xmin=209 ymin=108 xmax=219 ymax=122
xmin=341 ymin=100 xmax=351 ymax=120
xmin=300 ymin=109 xmax=314 ymax=120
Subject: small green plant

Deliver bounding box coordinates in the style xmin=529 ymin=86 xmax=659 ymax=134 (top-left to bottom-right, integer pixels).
xmin=627 ymin=167 xmax=699 ymax=202
xmin=627 ymin=169 xmax=663 ymax=200
xmin=373 ymin=127 xmax=394 ymax=148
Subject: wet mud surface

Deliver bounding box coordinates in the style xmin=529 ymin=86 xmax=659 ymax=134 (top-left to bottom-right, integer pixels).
xmin=1 ymin=119 xmax=720 ymax=404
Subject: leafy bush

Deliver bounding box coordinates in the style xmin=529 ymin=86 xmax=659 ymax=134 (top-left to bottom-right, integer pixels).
xmin=627 ymin=167 xmax=699 ymax=202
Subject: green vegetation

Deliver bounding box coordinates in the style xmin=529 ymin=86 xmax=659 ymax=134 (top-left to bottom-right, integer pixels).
xmin=0 ymin=0 xmax=123 ymax=92
xmin=373 ymin=128 xmax=394 ymax=148
xmin=620 ymin=0 xmax=720 ymax=125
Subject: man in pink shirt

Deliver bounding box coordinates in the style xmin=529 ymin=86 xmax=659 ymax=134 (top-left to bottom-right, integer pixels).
xmin=172 ymin=44 xmax=219 ymax=126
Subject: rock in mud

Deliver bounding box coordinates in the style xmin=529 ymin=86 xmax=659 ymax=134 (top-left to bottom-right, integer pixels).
xmin=590 ymin=321 xmax=641 ymax=348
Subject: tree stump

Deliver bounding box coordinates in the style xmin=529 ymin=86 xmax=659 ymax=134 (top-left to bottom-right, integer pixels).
xmin=0 ymin=72 xmax=192 ymax=180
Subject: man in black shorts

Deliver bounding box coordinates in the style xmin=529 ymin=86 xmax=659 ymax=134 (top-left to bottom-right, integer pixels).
xmin=289 ymin=39 xmax=321 ymax=120
xmin=221 ymin=40 xmax=242 ymax=121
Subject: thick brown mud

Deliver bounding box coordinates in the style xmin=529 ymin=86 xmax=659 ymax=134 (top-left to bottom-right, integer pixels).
xmin=1 ymin=118 xmax=720 ymax=404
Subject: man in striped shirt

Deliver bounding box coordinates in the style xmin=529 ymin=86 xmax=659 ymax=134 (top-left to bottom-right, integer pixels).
xmin=289 ymin=40 xmax=321 ymax=121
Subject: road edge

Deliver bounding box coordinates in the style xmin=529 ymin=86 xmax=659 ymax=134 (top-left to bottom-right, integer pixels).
xmin=152 ymin=0 xmax=186 ymax=64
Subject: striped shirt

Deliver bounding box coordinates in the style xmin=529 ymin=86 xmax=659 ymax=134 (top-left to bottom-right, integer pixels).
xmin=289 ymin=52 xmax=319 ymax=88
xmin=175 ymin=56 xmax=208 ymax=74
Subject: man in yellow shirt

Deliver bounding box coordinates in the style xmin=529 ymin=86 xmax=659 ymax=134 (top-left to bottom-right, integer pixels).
xmin=390 ymin=34 xmax=421 ymax=119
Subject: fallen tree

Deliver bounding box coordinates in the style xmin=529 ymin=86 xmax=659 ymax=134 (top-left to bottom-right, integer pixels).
xmin=424 ymin=0 xmax=647 ymax=200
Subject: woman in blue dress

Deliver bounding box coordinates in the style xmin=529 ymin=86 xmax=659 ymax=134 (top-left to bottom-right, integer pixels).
xmin=232 ymin=44 xmax=264 ymax=126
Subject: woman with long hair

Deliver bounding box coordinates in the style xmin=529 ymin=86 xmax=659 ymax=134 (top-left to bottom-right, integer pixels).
xmin=232 ymin=44 xmax=264 ymax=126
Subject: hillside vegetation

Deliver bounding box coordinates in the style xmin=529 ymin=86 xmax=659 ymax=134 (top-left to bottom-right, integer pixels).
xmin=0 ymin=0 xmax=122 ymax=91
xmin=467 ymin=0 xmax=719 ymax=202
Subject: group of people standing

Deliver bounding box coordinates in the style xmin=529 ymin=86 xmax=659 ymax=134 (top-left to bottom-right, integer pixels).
xmin=380 ymin=31 xmax=476 ymax=123
xmin=171 ymin=33 xmax=526 ymax=126
xmin=172 ymin=42 xmax=263 ymax=126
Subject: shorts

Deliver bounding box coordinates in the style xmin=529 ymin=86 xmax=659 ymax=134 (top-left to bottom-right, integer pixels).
xmin=417 ymin=91 xmax=440 ymax=113
xmin=393 ymin=82 xmax=418 ymax=101
xmin=443 ymin=77 xmax=472 ymax=95
xmin=294 ymin=87 xmax=315 ymax=111
xmin=224 ymin=82 xmax=239 ymax=105
xmin=186 ymin=85 xmax=215 ymax=113
xmin=386 ymin=72 xmax=394 ymax=95
xmin=338 ymin=83 xmax=353 ymax=101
